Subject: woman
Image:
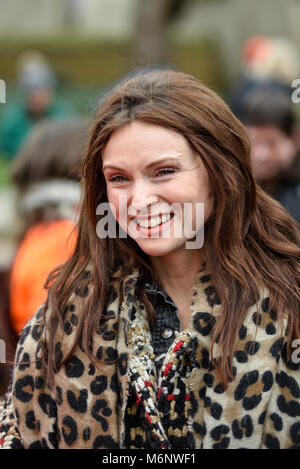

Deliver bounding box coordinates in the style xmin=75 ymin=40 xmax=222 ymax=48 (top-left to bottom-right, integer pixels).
xmin=1 ymin=69 xmax=300 ymax=449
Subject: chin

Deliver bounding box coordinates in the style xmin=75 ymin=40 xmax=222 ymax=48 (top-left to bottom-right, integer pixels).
xmin=135 ymin=238 xmax=183 ymax=257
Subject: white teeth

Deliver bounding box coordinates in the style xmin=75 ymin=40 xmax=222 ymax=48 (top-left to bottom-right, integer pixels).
xmin=140 ymin=220 xmax=147 ymax=228
xmin=137 ymin=213 xmax=171 ymax=229
xmin=150 ymin=217 xmax=160 ymax=227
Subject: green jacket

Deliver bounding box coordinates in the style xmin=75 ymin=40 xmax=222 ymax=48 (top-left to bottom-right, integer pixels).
xmin=0 ymin=99 xmax=73 ymax=159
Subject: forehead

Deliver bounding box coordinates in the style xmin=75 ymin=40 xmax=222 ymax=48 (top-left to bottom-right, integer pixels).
xmin=102 ymin=120 xmax=193 ymax=166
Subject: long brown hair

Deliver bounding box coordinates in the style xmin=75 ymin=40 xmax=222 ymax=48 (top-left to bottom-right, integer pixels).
xmin=44 ymin=69 xmax=300 ymax=389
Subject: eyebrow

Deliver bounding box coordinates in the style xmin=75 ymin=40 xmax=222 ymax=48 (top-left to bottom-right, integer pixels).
xmin=102 ymin=156 xmax=182 ymax=171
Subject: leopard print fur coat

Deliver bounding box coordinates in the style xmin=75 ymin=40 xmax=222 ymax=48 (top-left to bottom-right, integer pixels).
xmin=1 ymin=265 xmax=300 ymax=449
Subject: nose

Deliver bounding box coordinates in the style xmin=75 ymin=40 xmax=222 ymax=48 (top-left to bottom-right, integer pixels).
xmin=129 ymin=178 xmax=159 ymax=213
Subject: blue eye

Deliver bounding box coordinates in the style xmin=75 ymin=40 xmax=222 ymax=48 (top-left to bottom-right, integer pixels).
xmin=156 ymin=168 xmax=176 ymax=177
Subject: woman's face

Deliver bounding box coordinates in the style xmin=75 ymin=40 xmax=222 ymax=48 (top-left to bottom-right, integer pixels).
xmin=102 ymin=120 xmax=213 ymax=257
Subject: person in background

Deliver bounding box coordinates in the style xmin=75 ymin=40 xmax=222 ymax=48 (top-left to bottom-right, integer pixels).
xmin=229 ymin=36 xmax=300 ymax=119
xmin=9 ymin=118 xmax=89 ymax=334
xmin=241 ymin=88 xmax=300 ymax=225
xmin=0 ymin=51 xmax=73 ymax=160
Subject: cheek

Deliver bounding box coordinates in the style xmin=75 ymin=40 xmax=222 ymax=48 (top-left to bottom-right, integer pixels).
xmin=106 ymin=189 xmax=133 ymax=235
xmin=159 ymin=182 xmax=183 ymax=202
xmin=106 ymin=187 xmax=115 ymax=203
xmin=188 ymin=173 xmax=211 ymax=203
xmin=193 ymin=177 xmax=213 ymax=219
xmin=164 ymin=176 xmax=201 ymax=202
xmin=106 ymin=189 xmax=122 ymax=221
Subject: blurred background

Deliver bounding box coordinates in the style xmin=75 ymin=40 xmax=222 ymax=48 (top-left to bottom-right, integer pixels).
xmin=1 ymin=0 xmax=300 ymax=394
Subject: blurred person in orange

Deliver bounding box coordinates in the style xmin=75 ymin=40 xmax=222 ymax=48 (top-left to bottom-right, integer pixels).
xmin=9 ymin=118 xmax=89 ymax=334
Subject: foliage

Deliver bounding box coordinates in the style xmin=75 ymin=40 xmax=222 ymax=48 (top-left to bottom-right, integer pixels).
xmin=0 ymin=158 xmax=11 ymax=187
xmin=0 ymin=36 xmax=225 ymax=92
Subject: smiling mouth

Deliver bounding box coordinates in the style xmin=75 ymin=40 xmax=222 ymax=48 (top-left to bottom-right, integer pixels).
xmin=135 ymin=212 xmax=175 ymax=230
